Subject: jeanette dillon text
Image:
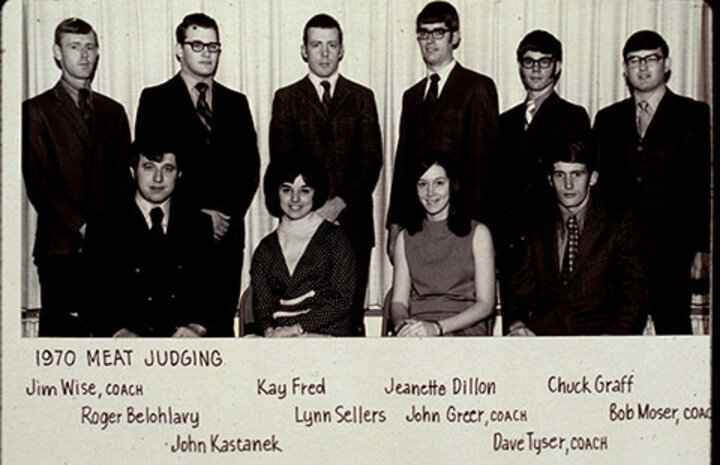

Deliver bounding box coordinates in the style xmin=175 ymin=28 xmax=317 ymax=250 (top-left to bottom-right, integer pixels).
xmin=170 ymin=433 xmax=283 ymax=454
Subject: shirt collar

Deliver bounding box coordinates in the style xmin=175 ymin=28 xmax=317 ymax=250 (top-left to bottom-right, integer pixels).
xmin=135 ymin=193 xmax=171 ymax=233
xmin=526 ymin=87 xmax=554 ymax=111
xmin=424 ymin=59 xmax=456 ymax=97
xmin=59 ymin=78 xmax=92 ymax=108
xmin=308 ymin=71 xmax=340 ymax=100
xmin=558 ymin=194 xmax=591 ymax=233
xmin=180 ymin=70 xmax=213 ymax=106
xmin=633 ymin=85 xmax=666 ymax=113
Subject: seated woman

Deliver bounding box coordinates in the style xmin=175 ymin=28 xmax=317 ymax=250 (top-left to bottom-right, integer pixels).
xmin=391 ymin=152 xmax=496 ymax=336
xmin=251 ymin=155 xmax=356 ymax=337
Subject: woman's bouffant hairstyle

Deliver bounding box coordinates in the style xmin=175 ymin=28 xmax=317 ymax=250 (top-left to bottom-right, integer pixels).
xmin=405 ymin=151 xmax=471 ymax=237
xmin=263 ymin=155 xmax=330 ymax=218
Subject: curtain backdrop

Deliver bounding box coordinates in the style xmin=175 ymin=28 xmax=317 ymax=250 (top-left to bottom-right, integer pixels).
xmin=21 ymin=0 xmax=713 ymax=312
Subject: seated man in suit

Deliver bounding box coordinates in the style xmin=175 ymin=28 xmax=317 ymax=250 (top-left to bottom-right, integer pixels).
xmin=504 ymin=141 xmax=647 ymax=336
xmin=593 ymin=30 xmax=710 ymax=334
xmin=84 ymin=141 xmax=213 ymax=337
xmin=386 ymin=0 xmax=499 ymax=262
xmin=497 ymin=30 xmax=590 ymax=274
xmin=269 ymin=13 xmax=382 ymax=335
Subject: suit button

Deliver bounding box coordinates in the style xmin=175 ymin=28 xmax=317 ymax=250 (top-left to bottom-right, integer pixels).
xmin=147 ymin=296 xmax=153 ymax=302
xmin=636 ymin=145 xmax=643 ymax=152
xmin=170 ymin=294 xmax=176 ymax=300
xmin=636 ymin=176 xmax=643 ymax=183
xmin=177 ymin=264 xmax=183 ymax=270
xmin=135 ymin=267 xmax=141 ymax=273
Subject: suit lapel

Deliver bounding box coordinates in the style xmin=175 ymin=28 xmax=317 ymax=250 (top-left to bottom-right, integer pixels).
xmin=170 ymin=74 xmax=207 ymax=133
xmin=425 ymin=63 xmax=462 ymax=128
xmin=328 ymin=76 xmax=351 ymax=119
xmin=298 ymin=77 xmax=327 ymax=119
xmin=641 ymin=90 xmax=674 ymax=144
xmin=541 ymin=214 xmax=561 ymax=281
xmin=571 ymin=200 xmax=606 ymax=278
xmin=52 ymin=83 xmax=91 ymax=144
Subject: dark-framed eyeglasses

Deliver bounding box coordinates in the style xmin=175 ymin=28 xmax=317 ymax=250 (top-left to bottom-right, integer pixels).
xmin=416 ymin=28 xmax=451 ymax=40
xmin=520 ymin=57 xmax=555 ymax=69
xmin=184 ymin=41 xmax=221 ymax=53
xmin=625 ymin=53 xmax=662 ymax=68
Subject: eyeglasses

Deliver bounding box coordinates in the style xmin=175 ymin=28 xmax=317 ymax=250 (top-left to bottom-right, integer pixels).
xmin=520 ymin=57 xmax=555 ymax=69
xmin=183 ymin=41 xmax=221 ymax=53
xmin=625 ymin=54 xmax=662 ymax=68
xmin=416 ymin=28 xmax=451 ymax=40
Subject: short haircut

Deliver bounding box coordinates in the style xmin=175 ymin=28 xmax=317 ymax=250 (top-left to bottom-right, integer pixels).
xmin=303 ymin=13 xmax=343 ymax=45
xmin=54 ymin=17 xmax=97 ymax=46
xmin=130 ymin=139 xmax=183 ymax=171
xmin=263 ymin=155 xmax=330 ymax=218
xmin=175 ymin=13 xmax=219 ymax=43
xmin=405 ymin=151 xmax=471 ymax=237
xmin=416 ymin=1 xmax=460 ymax=32
xmin=548 ymin=140 xmax=596 ymax=174
xmin=516 ymin=29 xmax=562 ymax=61
xmin=623 ymin=30 xmax=669 ymax=59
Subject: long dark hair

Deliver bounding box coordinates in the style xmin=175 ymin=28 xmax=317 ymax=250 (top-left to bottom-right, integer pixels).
xmin=405 ymin=151 xmax=471 ymax=237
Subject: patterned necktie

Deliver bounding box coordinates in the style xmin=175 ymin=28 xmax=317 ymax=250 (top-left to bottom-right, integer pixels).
xmin=636 ymin=100 xmax=651 ymax=138
xmin=195 ymin=82 xmax=212 ymax=130
xmin=78 ymin=88 xmax=92 ymax=128
xmin=524 ymin=99 xmax=536 ymax=130
xmin=150 ymin=207 xmax=165 ymax=238
xmin=423 ymin=73 xmax=440 ymax=128
xmin=561 ymin=215 xmax=579 ymax=286
xmin=321 ymin=80 xmax=331 ymax=115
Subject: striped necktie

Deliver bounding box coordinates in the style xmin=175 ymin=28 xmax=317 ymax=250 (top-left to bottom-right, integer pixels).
xmin=195 ymin=82 xmax=212 ymax=130
xmin=524 ymin=99 xmax=536 ymax=130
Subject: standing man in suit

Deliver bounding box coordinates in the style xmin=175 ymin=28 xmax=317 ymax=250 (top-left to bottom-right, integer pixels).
xmin=386 ymin=0 xmax=499 ymax=261
xmin=497 ymin=30 xmax=590 ymax=274
xmin=269 ymin=14 xmax=382 ymax=335
xmin=593 ymin=30 xmax=710 ymax=334
xmin=135 ymin=13 xmax=260 ymax=337
xmin=23 ymin=18 xmax=132 ymax=336
xmin=84 ymin=141 xmax=212 ymax=338
xmin=504 ymin=141 xmax=647 ymax=336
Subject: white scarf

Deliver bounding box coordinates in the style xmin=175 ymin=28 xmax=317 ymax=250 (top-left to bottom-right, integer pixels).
xmin=277 ymin=211 xmax=324 ymax=275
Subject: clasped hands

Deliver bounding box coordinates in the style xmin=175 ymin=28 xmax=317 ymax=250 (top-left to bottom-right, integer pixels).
xmin=395 ymin=319 xmax=441 ymax=337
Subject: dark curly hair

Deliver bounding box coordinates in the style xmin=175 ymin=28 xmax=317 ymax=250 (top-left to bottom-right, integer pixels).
xmin=263 ymin=155 xmax=330 ymax=218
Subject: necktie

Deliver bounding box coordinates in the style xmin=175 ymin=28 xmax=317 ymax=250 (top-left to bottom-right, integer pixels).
xmin=561 ymin=215 xmax=579 ymax=286
xmin=150 ymin=207 xmax=165 ymax=238
xmin=78 ymin=88 xmax=92 ymax=128
xmin=636 ymin=100 xmax=651 ymax=138
xmin=423 ymin=73 xmax=440 ymax=128
xmin=524 ymin=99 xmax=536 ymax=130
xmin=195 ymin=82 xmax=213 ymax=130
xmin=321 ymin=80 xmax=331 ymax=115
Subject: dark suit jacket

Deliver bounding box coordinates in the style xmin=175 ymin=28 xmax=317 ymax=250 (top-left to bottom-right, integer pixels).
xmin=498 ymin=92 xmax=590 ymax=248
xmin=23 ymin=81 xmax=132 ymax=256
xmin=135 ymin=74 xmax=260 ymax=250
xmin=387 ymin=63 xmax=499 ymax=228
xmin=269 ymin=75 xmax=382 ymax=248
xmin=84 ymin=198 xmax=213 ymax=337
xmin=504 ymin=201 xmax=648 ymax=335
xmin=592 ymin=89 xmax=710 ymax=273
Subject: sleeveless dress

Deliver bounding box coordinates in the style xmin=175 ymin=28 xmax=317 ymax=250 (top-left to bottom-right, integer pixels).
xmin=403 ymin=219 xmax=489 ymax=336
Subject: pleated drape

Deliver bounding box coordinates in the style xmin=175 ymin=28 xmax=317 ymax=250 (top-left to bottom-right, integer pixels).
xmin=21 ymin=0 xmax=713 ymax=312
